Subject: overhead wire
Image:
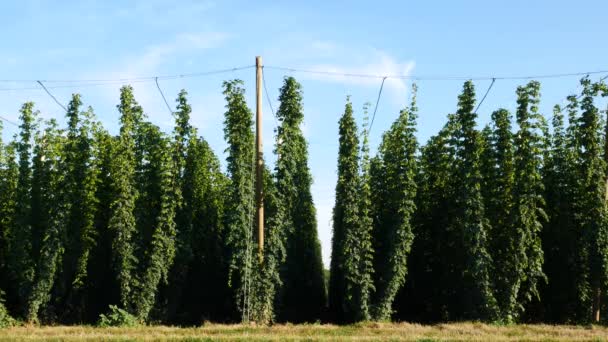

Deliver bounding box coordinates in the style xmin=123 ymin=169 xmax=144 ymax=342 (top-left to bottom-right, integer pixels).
xmin=368 ymin=76 xmax=387 ymax=134
xmin=0 ymin=115 xmax=19 ymax=127
xmin=0 ymin=65 xmax=604 ymax=89
xmin=155 ymin=77 xmax=174 ymax=115
xmin=0 ymin=63 xmax=604 ymax=133
xmin=474 ymin=78 xmax=496 ymax=114
xmin=0 ymin=78 xmax=158 ymax=91
xmin=264 ymin=65 xmax=608 ymax=81
xmin=37 ymin=80 xmax=68 ymax=112
xmin=261 ymin=67 xmax=278 ymax=127
xmin=0 ymin=65 xmax=608 ymax=91
xmin=0 ymin=65 xmax=256 ymax=83
xmin=0 ymin=65 xmax=256 ymax=92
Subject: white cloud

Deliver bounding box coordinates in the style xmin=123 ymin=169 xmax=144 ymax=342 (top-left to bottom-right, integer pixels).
xmin=309 ymin=40 xmax=338 ymax=56
xmin=5 ymin=57 xmax=18 ymax=66
xmin=303 ymin=52 xmax=415 ymax=105
xmin=115 ymin=0 xmax=215 ymax=18
xmin=121 ymin=31 xmax=230 ymax=75
xmin=267 ymin=41 xmax=415 ymax=106
xmin=174 ymin=32 xmax=230 ymax=51
xmin=0 ymin=54 xmax=18 ymax=67
xmin=78 ymin=31 xmax=230 ymax=128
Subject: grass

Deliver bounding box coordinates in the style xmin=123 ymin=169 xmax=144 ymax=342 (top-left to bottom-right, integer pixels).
xmin=1 ymin=322 xmax=608 ymax=341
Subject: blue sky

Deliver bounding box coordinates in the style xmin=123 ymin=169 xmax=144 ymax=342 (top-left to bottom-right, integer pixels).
xmin=1 ymin=0 xmax=607 ymax=267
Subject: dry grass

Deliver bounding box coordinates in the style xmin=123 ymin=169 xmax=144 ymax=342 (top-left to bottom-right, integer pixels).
xmin=0 ymin=322 xmax=607 ymax=341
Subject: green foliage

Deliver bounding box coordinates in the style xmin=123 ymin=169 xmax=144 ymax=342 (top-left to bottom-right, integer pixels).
xmin=573 ymin=78 xmax=608 ymax=322
xmin=163 ymin=90 xmax=193 ymax=322
xmin=108 ymin=86 xmax=141 ymax=313
xmin=249 ymin=166 xmax=286 ymax=324
xmin=448 ymin=81 xmax=498 ymax=321
xmin=275 ymin=77 xmax=325 ymax=323
xmin=330 ymin=97 xmax=365 ymax=323
xmin=347 ymin=104 xmax=374 ymax=322
xmin=172 ymin=90 xmax=193 ymax=184
xmin=482 ymin=108 xmax=515 ymax=245
xmin=132 ymin=123 xmax=177 ymax=321
xmin=370 ymin=86 xmax=418 ymax=321
xmin=222 ymin=79 xmax=256 ymax=321
xmin=165 ymin=91 xmax=232 ymax=324
xmin=98 ymin=305 xmax=139 ymax=327
xmin=537 ymin=78 xmax=608 ymax=324
xmin=541 ymin=104 xmax=580 ymax=322
xmin=66 ymin=104 xmax=100 ymax=292
xmin=85 ymin=127 xmax=118 ymax=322
xmin=169 ymin=89 xmax=193 ymax=285
xmin=392 ymin=115 xmax=457 ymax=323
xmin=26 ymin=119 xmax=67 ymax=322
xmin=3 ymin=76 xmax=608 ymax=327
xmin=481 ymin=108 xmax=517 ymax=322
xmin=103 ymin=88 xmax=179 ymax=322
xmin=172 ymin=136 xmax=231 ymax=323
xmin=56 ymin=95 xmax=101 ymax=322
xmin=0 ymin=291 xmax=15 ymax=328
xmin=495 ymin=81 xmax=547 ymax=322
xmin=0 ymin=125 xmax=18 ymax=306
xmin=8 ymin=103 xmax=38 ymax=316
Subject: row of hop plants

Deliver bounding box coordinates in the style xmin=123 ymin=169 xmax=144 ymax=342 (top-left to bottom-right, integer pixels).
xmin=330 ymin=77 xmax=608 ymax=325
xmin=0 ymin=75 xmax=608 ymax=326
xmin=0 ymin=78 xmax=325 ymax=326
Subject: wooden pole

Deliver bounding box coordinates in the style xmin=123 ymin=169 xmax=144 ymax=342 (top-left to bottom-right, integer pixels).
xmin=593 ymin=285 xmax=601 ymax=322
xmin=256 ymin=56 xmax=264 ymax=263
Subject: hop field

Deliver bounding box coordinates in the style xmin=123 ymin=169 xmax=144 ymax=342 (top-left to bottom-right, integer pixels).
xmin=1 ymin=322 xmax=608 ymax=341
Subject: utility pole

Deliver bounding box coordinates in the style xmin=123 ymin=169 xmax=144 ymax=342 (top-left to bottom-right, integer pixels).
xmin=255 ymin=56 xmax=264 ymax=263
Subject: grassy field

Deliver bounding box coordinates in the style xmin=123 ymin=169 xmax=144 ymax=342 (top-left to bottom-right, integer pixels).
xmin=1 ymin=322 xmax=608 ymax=341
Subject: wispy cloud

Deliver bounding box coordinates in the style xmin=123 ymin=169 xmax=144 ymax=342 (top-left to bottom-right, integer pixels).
xmin=300 ymin=52 xmax=415 ymax=105
xmin=267 ymin=40 xmax=415 ymax=105
xmin=81 ymin=31 xmax=231 ymax=126
xmin=114 ymin=0 xmax=215 ymax=19
xmin=309 ymin=40 xmax=339 ymax=56
xmin=119 ymin=31 xmax=230 ymax=76
xmin=0 ymin=55 xmax=18 ymax=67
